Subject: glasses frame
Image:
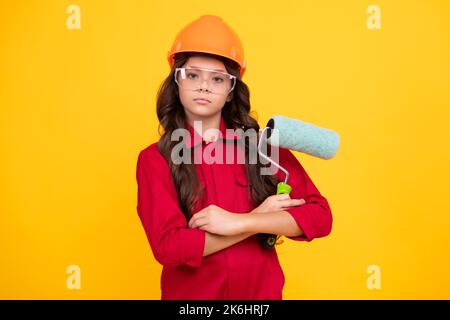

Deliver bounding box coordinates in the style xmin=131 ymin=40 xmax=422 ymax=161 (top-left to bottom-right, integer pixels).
xmin=174 ymin=67 xmax=237 ymax=95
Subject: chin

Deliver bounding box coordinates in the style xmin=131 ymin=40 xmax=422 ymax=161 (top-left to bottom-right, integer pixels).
xmin=188 ymin=106 xmax=219 ymax=117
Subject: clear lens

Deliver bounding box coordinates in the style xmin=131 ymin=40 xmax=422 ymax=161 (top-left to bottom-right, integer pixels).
xmin=174 ymin=67 xmax=236 ymax=95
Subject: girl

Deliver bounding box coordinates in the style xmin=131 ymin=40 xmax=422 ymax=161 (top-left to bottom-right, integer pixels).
xmin=136 ymin=15 xmax=333 ymax=300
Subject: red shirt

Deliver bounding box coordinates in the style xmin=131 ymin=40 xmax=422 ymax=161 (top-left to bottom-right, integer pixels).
xmin=136 ymin=116 xmax=333 ymax=300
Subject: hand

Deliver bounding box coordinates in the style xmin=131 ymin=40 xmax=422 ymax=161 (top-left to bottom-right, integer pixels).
xmin=188 ymin=204 xmax=245 ymax=236
xmin=250 ymin=194 xmax=305 ymax=214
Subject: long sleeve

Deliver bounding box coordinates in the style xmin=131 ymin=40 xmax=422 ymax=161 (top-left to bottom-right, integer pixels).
xmin=136 ymin=144 xmax=206 ymax=268
xmin=278 ymin=147 xmax=333 ymax=242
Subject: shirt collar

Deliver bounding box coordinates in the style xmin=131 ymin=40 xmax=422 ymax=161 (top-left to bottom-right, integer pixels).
xmin=183 ymin=115 xmax=242 ymax=148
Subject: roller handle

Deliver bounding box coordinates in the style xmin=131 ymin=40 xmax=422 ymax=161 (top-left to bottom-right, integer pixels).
xmin=259 ymin=182 xmax=292 ymax=249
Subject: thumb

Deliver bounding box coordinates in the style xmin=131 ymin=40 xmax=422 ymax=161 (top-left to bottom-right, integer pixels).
xmin=276 ymin=194 xmax=290 ymax=201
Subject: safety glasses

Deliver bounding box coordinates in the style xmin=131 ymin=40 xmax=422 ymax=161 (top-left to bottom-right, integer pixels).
xmin=174 ymin=67 xmax=236 ymax=95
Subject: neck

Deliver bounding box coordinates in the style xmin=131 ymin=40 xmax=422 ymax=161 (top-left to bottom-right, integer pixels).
xmin=186 ymin=112 xmax=222 ymax=142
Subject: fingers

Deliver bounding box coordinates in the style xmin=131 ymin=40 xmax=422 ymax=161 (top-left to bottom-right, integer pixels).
xmin=189 ymin=217 xmax=208 ymax=229
xmin=275 ymin=194 xmax=290 ymax=201
xmin=278 ymin=198 xmax=305 ymax=206
xmin=274 ymin=194 xmax=305 ymax=204
xmin=188 ymin=212 xmax=206 ymax=227
xmin=278 ymin=200 xmax=306 ymax=212
xmin=188 ymin=210 xmax=209 ymax=228
xmin=289 ymin=198 xmax=305 ymax=206
xmin=188 ymin=217 xmax=196 ymax=228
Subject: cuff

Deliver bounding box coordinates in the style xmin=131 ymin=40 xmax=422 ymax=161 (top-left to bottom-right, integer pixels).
xmin=285 ymin=204 xmax=318 ymax=242
xmin=179 ymin=228 xmax=206 ymax=267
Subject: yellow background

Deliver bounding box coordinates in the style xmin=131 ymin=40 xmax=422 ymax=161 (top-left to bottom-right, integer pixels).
xmin=1 ymin=0 xmax=449 ymax=299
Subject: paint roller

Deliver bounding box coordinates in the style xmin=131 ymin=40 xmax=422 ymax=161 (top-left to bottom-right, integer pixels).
xmin=257 ymin=115 xmax=340 ymax=248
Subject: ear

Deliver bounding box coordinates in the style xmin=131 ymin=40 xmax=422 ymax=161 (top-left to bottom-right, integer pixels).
xmin=226 ymin=93 xmax=233 ymax=102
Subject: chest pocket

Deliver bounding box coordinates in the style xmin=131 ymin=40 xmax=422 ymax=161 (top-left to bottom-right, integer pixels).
xmin=233 ymin=164 xmax=255 ymax=212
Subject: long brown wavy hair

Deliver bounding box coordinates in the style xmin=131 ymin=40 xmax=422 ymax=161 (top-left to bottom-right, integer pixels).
xmin=156 ymin=52 xmax=278 ymax=219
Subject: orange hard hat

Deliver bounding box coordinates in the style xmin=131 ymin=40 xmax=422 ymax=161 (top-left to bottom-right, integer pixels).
xmin=167 ymin=15 xmax=247 ymax=77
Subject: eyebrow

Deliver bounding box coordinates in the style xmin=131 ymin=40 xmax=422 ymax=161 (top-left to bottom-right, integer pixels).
xmin=188 ymin=66 xmax=226 ymax=72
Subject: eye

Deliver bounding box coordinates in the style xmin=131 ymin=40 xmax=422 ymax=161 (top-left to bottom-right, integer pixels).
xmin=187 ymin=72 xmax=198 ymax=79
xmin=212 ymin=77 xmax=224 ymax=83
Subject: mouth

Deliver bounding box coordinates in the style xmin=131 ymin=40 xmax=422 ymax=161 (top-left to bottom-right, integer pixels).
xmin=193 ymin=98 xmax=211 ymax=104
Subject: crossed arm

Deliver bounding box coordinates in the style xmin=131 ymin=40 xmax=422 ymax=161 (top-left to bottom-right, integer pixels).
xmin=190 ymin=207 xmax=304 ymax=257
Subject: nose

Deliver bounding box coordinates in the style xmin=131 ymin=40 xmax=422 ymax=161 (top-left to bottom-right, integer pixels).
xmin=200 ymin=79 xmax=209 ymax=89
xmin=199 ymin=78 xmax=210 ymax=92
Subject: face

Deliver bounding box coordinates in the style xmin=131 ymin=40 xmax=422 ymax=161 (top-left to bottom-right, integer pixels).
xmin=176 ymin=55 xmax=233 ymax=122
